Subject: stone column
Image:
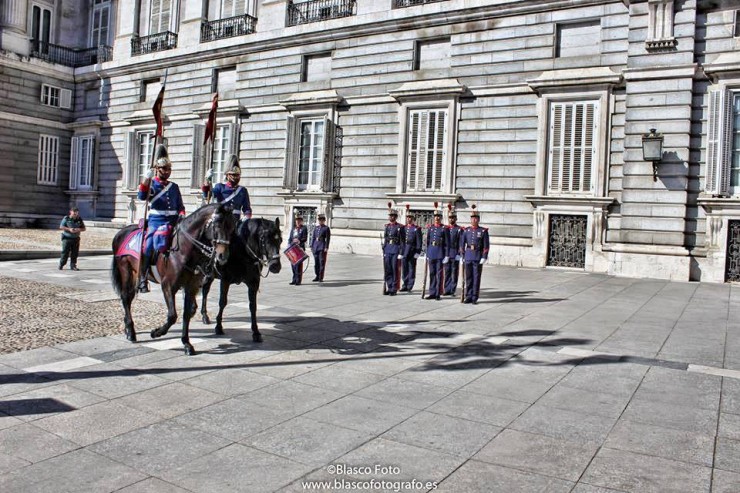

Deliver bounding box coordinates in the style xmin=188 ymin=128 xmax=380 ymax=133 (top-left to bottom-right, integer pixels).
xmin=0 ymin=0 xmax=29 ymax=54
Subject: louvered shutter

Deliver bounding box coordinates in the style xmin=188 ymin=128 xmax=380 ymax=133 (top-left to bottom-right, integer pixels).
xmin=283 ymin=115 xmax=298 ymax=190
xmin=60 ymin=89 xmax=72 ymax=109
xmin=69 ymin=136 xmax=79 ymax=190
xmin=321 ymin=117 xmax=335 ymax=192
xmin=706 ymin=89 xmax=722 ymax=195
xmin=229 ymin=122 xmax=240 ymax=157
xmin=548 ymin=101 xmax=597 ymax=194
xmin=191 ymin=123 xmax=205 ymax=188
xmin=221 ymin=0 xmax=234 ymax=17
xmin=125 ymin=131 xmax=138 ymax=189
xmin=719 ymin=89 xmax=733 ymax=195
xmin=407 ymin=110 xmax=424 ymax=191
xmin=426 ymin=109 xmax=446 ymax=191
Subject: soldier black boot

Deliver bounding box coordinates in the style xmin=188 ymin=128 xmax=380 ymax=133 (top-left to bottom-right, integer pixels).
xmin=138 ymin=255 xmax=150 ymax=293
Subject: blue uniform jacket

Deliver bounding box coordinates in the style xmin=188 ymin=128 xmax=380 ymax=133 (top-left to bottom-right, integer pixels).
xmin=461 ymin=226 xmax=490 ymax=262
xmin=311 ymin=224 xmax=331 ymax=252
xmin=383 ymin=223 xmax=404 ymax=256
xmin=402 ymin=224 xmax=423 ymax=257
xmin=289 ymin=225 xmax=308 ymax=249
xmin=446 ymin=225 xmax=463 ymax=258
xmin=138 ymin=177 xmax=185 ymax=225
xmin=207 ymin=183 xmax=252 ymax=218
xmin=426 ymin=224 xmax=448 ymax=260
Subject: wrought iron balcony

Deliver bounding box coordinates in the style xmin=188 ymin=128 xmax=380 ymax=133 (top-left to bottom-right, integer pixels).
xmin=30 ymin=40 xmax=112 ymax=67
xmin=201 ymin=13 xmax=257 ymax=42
xmin=131 ymin=31 xmax=178 ymax=56
xmin=286 ymin=0 xmax=356 ymax=27
xmin=394 ymin=0 xmax=447 ymax=7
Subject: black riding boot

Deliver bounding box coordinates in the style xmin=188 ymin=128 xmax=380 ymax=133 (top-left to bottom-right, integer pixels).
xmin=138 ymin=255 xmax=151 ymax=293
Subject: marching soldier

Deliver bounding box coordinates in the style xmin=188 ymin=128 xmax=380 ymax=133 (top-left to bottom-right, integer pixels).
xmin=382 ymin=203 xmax=404 ymax=296
xmin=288 ymin=213 xmax=308 ymax=285
xmin=444 ymin=204 xmax=463 ymax=296
xmin=460 ymin=205 xmax=490 ymax=304
xmin=201 ymin=155 xmax=252 ymax=220
xmin=137 ymin=144 xmax=186 ymax=293
xmin=400 ymin=207 xmax=423 ymax=292
xmin=425 ymin=204 xmax=448 ymax=300
xmin=311 ymin=213 xmax=331 ymax=282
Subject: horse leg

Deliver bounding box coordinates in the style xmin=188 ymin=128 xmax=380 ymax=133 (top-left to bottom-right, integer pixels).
xmin=181 ymin=285 xmax=197 ymax=355
xmin=120 ymin=261 xmax=137 ymax=342
xmin=214 ymin=280 xmax=229 ymax=336
xmin=201 ymin=276 xmax=213 ymax=325
xmin=151 ymin=282 xmax=178 ymax=339
xmin=249 ymin=283 xmax=262 ymax=343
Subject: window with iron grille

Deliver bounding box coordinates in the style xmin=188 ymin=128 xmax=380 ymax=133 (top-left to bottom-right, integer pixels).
xmin=406 ymin=108 xmax=447 ymax=192
xmin=37 ymin=134 xmax=59 ymax=185
xmin=547 ymin=101 xmax=598 ymax=195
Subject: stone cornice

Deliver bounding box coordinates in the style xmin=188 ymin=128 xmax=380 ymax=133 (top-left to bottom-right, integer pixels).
xmin=279 ymin=89 xmax=343 ymax=109
xmin=697 ymin=197 xmax=740 ymax=214
xmin=525 ymin=195 xmax=615 ymax=210
xmin=0 ymin=52 xmax=75 ymax=81
xmin=703 ymin=53 xmax=740 ymax=81
xmin=526 ymin=67 xmax=623 ymax=92
xmin=622 ymin=64 xmax=700 ymax=81
xmin=389 ymin=79 xmax=466 ymax=101
xmin=192 ymin=98 xmax=243 ymax=116
xmin=0 ymin=110 xmax=69 ymax=130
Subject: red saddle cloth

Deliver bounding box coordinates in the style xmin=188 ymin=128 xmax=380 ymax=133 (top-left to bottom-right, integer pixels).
xmin=115 ymin=229 xmax=144 ymax=259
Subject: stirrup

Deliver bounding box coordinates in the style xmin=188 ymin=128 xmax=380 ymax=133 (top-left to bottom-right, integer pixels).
xmin=138 ymin=279 xmax=150 ymax=293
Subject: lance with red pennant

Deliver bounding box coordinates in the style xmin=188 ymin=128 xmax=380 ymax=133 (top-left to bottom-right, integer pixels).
xmin=202 ymin=92 xmax=218 ymax=203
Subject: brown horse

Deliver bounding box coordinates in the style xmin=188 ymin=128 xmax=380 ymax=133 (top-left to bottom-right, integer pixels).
xmin=111 ymin=203 xmax=237 ymax=355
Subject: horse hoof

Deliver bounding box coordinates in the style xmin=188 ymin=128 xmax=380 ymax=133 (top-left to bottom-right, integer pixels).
xmin=202 ymin=314 xmax=211 ymax=325
xmin=150 ymin=329 xmax=162 ymax=339
xmin=184 ymin=345 xmax=196 ymax=356
xmin=126 ymin=331 xmax=137 ymax=342
xmin=214 ymin=326 xmax=225 ymax=336
xmin=253 ymin=333 xmax=263 ymax=343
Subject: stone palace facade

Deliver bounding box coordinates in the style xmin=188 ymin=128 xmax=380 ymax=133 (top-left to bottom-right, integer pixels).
xmin=2 ymin=0 xmax=740 ymax=282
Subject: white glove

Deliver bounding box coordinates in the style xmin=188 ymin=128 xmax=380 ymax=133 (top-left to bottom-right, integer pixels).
xmin=480 ymin=258 xmax=486 ymax=265
xmin=145 ymin=168 xmax=154 ymax=179
xmin=414 ymin=253 xmax=420 ymax=259
xmin=397 ymin=254 xmax=404 ymax=260
xmin=442 ymin=257 xmax=449 ymax=264
xmin=205 ymin=168 xmax=214 ymax=181
xmin=455 ymin=255 xmax=461 ymax=261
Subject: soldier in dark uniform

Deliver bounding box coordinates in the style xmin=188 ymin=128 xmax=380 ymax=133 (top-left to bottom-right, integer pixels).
xmin=201 ymin=155 xmax=252 ymax=220
xmin=288 ymin=213 xmax=308 ymax=285
xmin=382 ymin=204 xmax=404 ymax=296
xmin=425 ymin=205 xmax=448 ymax=300
xmin=137 ymin=144 xmax=186 ymax=293
xmin=400 ymin=208 xmax=423 ymax=292
xmin=444 ymin=204 xmax=463 ymax=296
xmin=59 ymin=207 xmax=86 ymax=270
xmin=311 ymin=213 xmax=331 ymax=282
xmin=460 ymin=205 xmax=490 ymax=304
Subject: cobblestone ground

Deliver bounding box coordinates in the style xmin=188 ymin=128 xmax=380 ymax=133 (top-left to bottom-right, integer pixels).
xmin=0 ymin=274 xmax=165 ymax=354
xmin=0 ymin=227 xmax=117 ymax=251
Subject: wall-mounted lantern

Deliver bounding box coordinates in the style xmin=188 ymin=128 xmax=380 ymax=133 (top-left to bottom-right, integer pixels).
xmin=642 ymin=128 xmax=664 ymax=182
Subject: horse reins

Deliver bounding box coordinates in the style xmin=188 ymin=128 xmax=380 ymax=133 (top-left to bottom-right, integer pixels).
xmin=174 ymin=212 xmax=231 ymax=274
xmin=242 ymin=225 xmax=280 ymax=278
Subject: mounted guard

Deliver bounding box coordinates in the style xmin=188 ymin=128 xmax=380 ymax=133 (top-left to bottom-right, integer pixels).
xmin=201 ymin=155 xmax=252 ymax=220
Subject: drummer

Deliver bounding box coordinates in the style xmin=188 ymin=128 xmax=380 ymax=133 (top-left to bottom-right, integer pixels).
xmin=288 ymin=213 xmax=308 ymax=285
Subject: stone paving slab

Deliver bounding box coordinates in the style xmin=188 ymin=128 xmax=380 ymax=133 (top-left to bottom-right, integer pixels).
xmin=0 ymin=253 xmax=739 ymax=491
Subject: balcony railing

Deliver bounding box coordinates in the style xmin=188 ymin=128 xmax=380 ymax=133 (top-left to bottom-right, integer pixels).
xmin=30 ymin=40 xmax=112 ymax=67
xmin=394 ymin=0 xmax=447 ymax=7
xmin=201 ymin=13 xmax=257 ymax=42
xmin=131 ymin=31 xmax=178 ymax=56
xmin=286 ymin=0 xmax=356 ymax=27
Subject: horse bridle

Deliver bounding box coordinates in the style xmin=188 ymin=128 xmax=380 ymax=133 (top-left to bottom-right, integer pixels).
xmin=176 ymin=212 xmax=231 ymax=272
xmin=243 ymin=226 xmax=280 ymax=278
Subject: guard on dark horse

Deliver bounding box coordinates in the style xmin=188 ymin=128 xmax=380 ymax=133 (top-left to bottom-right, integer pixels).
xmin=111 ymin=145 xmax=238 ymax=355
xmin=200 ymin=217 xmax=282 ymax=343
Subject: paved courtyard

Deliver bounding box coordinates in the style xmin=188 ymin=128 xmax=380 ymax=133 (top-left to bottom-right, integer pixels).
xmin=1 ymin=253 xmax=740 ymax=492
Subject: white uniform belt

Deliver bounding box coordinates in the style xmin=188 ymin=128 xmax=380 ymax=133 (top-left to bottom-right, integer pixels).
xmin=149 ymin=210 xmax=179 ymax=216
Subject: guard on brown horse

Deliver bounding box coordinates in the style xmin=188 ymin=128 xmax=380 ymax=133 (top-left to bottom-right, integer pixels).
xmin=111 ymin=202 xmax=237 ymax=355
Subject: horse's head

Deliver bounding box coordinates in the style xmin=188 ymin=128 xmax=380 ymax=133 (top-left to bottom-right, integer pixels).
xmin=207 ymin=204 xmax=238 ymax=265
xmin=240 ymin=217 xmax=282 ymax=274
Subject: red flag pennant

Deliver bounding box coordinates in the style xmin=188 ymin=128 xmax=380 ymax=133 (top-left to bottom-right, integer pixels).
xmin=203 ymin=93 xmax=219 ymax=145
xmin=152 ymin=84 xmax=165 ymax=138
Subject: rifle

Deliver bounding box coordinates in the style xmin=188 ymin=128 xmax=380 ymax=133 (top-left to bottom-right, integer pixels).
xmin=421 ymin=251 xmax=428 ymax=299
xmin=460 ymin=257 xmax=466 ymax=303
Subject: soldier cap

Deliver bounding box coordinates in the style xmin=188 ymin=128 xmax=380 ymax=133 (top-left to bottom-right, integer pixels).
xmin=433 ymin=201 xmax=442 ymax=217
xmin=225 ymin=155 xmax=241 ymax=176
xmin=387 ymin=201 xmax=398 ymax=216
xmin=447 ymin=203 xmax=457 ymax=218
xmin=470 ymin=204 xmax=480 ymax=218
xmin=154 ymin=144 xmax=171 ymax=168
xmin=318 ymin=213 xmax=326 ymax=220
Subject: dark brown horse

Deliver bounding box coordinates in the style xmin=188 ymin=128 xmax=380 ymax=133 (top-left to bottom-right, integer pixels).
xmin=200 ymin=218 xmax=282 ymax=342
xmin=111 ymin=203 xmax=237 ymax=355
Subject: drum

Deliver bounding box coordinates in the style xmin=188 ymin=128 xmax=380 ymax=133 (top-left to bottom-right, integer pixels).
xmin=283 ymin=244 xmax=308 ymax=265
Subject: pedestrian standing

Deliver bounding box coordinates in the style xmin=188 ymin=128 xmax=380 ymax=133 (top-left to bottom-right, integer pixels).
xmin=444 ymin=204 xmax=463 ymax=296
xmin=425 ymin=204 xmax=448 ymax=300
xmin=460 ymin=205 xmax=489 ymax=304
xmin=311 ymin=213 xmax=331 ymax=282
xmin=382 ymin=204 xmax=404 ymax=296
xmin=59 ymin=207 xmax=86 ymax=270
xmin=400 ymin=208 xmax=423 ymax=292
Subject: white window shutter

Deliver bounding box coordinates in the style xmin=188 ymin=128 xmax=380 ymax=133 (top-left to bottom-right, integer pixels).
xmin=40 ymin=84 xmax=47 ymax=103
xmin=407 ymin=110 xmax=427 ymax=191
xmin=229 ymin=122 xmax=240 ymax=157
xmin=125 ymin=131 xmax=138 ymax=189
xmin=191 ymin=123 xmax=205 ymax=188
xmin=69 ymin=136 xmax=79 ymax=190
xmin=283 ymin=115 xmax=298 ymax=190
xmin=60 ymin=89 xmax=72 ymax=109
xmin=706 ymin=89 xmax=722 ymax=195
xmin=548 ymin=101 xmax=596 ymax=194
xmin=321 ymin=117 xmax=335 ymax=192
xmin=719 ymin=89 xmax=733 ymax=195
